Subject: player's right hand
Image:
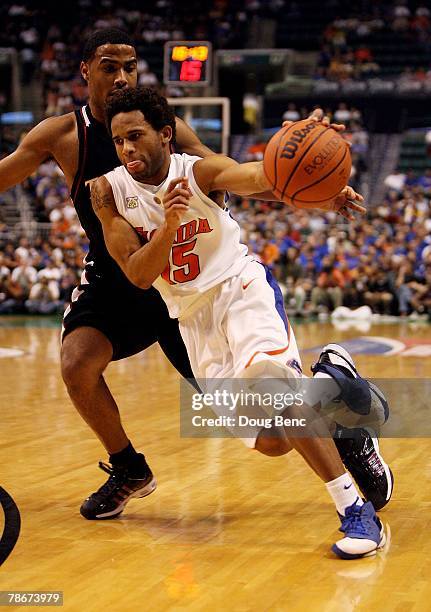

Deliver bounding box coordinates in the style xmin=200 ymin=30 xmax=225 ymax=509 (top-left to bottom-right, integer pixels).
xmin=163 ymin=176 xmax=191 ymax=231
xmin=327 ymin=185 xmax=366 ymax=220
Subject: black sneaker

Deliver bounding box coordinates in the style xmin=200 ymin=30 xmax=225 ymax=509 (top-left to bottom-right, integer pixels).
xmin=333 ymin=425 xmax=394 ymax=511
xmin=80 ymin=461 xmax=157 ymax=520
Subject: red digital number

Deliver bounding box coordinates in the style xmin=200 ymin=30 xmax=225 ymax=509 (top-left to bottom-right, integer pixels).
xmin=180 ymin=60 xmax=203 ymax=82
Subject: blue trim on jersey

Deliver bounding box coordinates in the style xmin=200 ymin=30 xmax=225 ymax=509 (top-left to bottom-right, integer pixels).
xmin=261 ymin=264 xmax=288 ymax=333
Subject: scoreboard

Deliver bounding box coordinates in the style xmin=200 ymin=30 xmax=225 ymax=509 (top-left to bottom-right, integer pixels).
xmin=163 ymin=41 xmax=212 ymax=86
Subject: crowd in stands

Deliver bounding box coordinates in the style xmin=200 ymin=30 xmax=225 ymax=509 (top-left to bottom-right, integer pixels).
xmin=229 ymin=166 xmax=431 ymax=319
xmin=0 ymin=233 xmax=85 ymax=315
xmin=1 ymin=153 xmax=430 ymax=319
xmin=1 ymin=1 xmax=431 ymax=117
xmin=0 ymin=1 xmax=429 ymax=319
xmin=0 ymin=160 xmax=86 ymax=314
xmin=0 ymin=0 xmax=253 ymax=117
xmin=315 ymin=1 xmax=431 ymax=83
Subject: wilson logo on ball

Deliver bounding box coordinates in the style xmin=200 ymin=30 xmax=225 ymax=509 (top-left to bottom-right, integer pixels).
xmin=280 ymin=122 xmax=318 ymax=159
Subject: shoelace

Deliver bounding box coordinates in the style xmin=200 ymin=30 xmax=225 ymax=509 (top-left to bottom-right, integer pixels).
xmin=312 ymin=351 xmax=355 ymax=377
xmin=344 ymin=438 xmax=385 ymax=479
xmin=350 ymin=446 xmax=385 ymax=478
xmin=92 ymin=462 xmax=125 ymax=499
xmin=366 ymin=451 xmax=385 ymax=477
xmin=340 ymin=506 xmax=369 ymax=536
xmin=98 ymin=461 xmax=117 ymax=476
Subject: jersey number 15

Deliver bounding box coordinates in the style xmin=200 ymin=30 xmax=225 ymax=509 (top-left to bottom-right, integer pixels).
xmin=161 ymin=239 xmax=201 ymax=284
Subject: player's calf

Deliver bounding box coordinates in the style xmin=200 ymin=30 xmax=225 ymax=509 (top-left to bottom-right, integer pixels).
xmin=255 ymin=430 xmax=292 ymax=456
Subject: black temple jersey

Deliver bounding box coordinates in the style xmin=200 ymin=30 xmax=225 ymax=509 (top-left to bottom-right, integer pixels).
xmin=70 ymin=105 xmax=135 ymax=285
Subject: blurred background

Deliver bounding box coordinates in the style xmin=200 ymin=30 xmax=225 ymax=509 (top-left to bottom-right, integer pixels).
xmin=0 ymin=0 xmax=430 ymax=321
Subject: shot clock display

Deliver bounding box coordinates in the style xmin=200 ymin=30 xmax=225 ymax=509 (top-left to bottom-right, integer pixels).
xmin=163 ymin=41 xmax=212 ymax=86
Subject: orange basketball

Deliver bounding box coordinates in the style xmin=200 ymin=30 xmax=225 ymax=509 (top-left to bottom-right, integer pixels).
xmin=263 ymin=119 xmax=351 ymax=209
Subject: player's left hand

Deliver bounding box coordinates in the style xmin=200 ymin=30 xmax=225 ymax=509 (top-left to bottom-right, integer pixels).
xmin=328 ymin=186 xmax=365 ymax=220
xmin=163 ymin=177 xmax=192 ymax=231
xmin=282 ymin=108 xmax=346 ymax=134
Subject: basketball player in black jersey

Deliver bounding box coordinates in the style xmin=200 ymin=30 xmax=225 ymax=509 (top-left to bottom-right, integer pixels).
xmin=0 ymin=28 xmax=392 ymax=519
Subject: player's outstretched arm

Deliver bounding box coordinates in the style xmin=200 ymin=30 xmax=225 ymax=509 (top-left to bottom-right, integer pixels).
xmin=91 ymin=176 xmax=189 ymax=289
xmin=0 ymin=116 xmax=65 ymax=192
xmin=193 ymin=155 xmax=271 ymax=197
xmin=193 ymin=155 xmax=365 ymax=219
xmin=192 ymin=109 xmax=344 ymax=200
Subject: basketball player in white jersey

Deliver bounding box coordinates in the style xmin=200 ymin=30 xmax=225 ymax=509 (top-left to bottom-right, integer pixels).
xmin=91 ymin=86 xmax=387 ymax=559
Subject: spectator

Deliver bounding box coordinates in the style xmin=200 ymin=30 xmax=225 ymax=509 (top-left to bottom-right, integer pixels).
xmin=404 ymin=169 xmax=418 ymax=188
xmin=282 ymin=103 xmax=300 ymax=123
xmin=417 ymin=168 xmax=431 ymax=193
xmin=11 ymin=261 xmax=37 ymax=294
xmin=311 ymin=259 xmax=344 ymax=312
xmin=25 ymin=276 xmax=62 ymax=315
xmin=395 ymin=261 xmax=411 ymax=312
xmin=0 ymin=262 xmax=35 ymax=313
xmin=137 ymin=59 xmax=158 ymax=88
xmin=364 ymin=269 xmax=394 ymax=314
xmin=384 ymin=169 xmax=406 ymax=193
xmin=334 ymin=102 xmax=352 ymax=124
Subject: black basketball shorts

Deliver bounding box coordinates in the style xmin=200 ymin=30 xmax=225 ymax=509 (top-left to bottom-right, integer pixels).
xmin=62 ymin=275 xmax=194 ymax=379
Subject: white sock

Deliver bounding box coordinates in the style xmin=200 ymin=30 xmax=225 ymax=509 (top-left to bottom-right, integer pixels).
xmin=307 ymin=371 xmax=341 ymax=408
xmin=326 ymin=473 xmax=363 ymax=516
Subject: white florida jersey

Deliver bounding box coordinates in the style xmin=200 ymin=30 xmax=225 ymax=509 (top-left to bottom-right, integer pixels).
xmin=105 ymin=153 xmax=252 ymax=318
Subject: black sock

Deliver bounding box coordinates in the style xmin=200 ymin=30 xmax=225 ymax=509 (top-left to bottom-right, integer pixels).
xmin=109 ymin=442 xmax=149 ymax=476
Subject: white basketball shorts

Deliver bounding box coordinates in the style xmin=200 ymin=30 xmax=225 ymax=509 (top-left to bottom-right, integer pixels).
xmin=179 ymin=260 xmax=303 ymax=447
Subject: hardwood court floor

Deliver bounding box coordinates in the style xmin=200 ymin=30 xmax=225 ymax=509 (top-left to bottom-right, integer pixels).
xmin=1 ymin=317 xmax=430 ymax=611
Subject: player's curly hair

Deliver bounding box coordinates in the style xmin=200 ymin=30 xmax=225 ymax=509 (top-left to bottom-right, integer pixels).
xmin=82 ymin=28 xmax=135 ymax=62
xmin=104 ymin=86 xmax=176 ymax=142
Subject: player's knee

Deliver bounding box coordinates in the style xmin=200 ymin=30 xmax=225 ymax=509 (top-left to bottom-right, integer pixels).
xmin=61 ymin=332 xmax=111 ymax=389
xmin=255 ymin=434 xmax=292 ymax=456
xmin=61 ymin=345 xmax=89 ymax=390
